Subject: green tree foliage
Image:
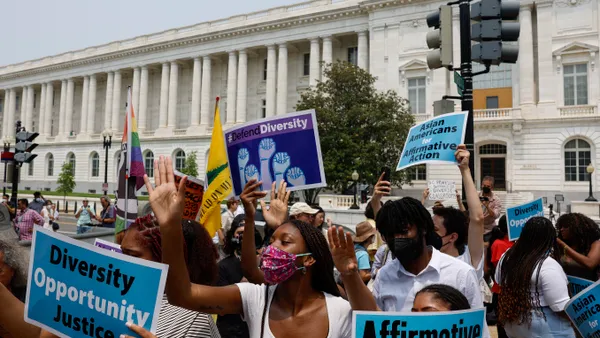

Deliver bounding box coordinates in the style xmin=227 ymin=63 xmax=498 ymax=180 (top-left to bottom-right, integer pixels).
xmin=56 ymin=162 xmax=76 ymax=204
xmin=296 ymin=61 xmax=414 ymax=196
xmin=180 ymin=151 xmax=199 ymax=178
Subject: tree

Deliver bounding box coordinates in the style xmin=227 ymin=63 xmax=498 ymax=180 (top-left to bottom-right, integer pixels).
xmin=180 ymin=151 xmax=199 ymax=177
xmin=296 ymin=61 xmax=415 ymax=200
xmin=56 ymin=162 xmax=76 ymax=205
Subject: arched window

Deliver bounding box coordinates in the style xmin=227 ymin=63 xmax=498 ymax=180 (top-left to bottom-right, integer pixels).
xmin=66 ymin=153 xmax=76 ymax=176
xmin=47 ymin=154 xmax=54 ymax=177
xmin=565 ymin=139 xmax=591 ymax=182
xmin=144 ymin=151 xmax=154 ymax=178
xmin=175 ymin=150 xmax=186 ymax=171
xmin=91 ymin=152 xmax=100 ymax=177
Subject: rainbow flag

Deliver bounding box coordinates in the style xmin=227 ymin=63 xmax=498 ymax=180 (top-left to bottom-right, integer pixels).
xmin=199 ymin=97 xmax=233 ymax=237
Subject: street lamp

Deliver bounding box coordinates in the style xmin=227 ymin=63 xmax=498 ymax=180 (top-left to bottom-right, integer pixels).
xmin=350 ymin=170 xmax=360 ymax=210
xmin=585 ymin=163 xmax=597 ymax=202
xmin=102 ymin=129 xmax=113 ymax=196
xmin=2 ymin=137 xmax=10 ymax=197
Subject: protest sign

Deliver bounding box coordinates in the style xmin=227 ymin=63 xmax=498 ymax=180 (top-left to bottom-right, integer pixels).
xmin=174 ymin=170 xmax=205 ymax=221
xmin=224 ymin=109 xmax=326 ymax=195
xmin=396 ymin=112 xmax=468 ymax=171
xmin=565 ymin=279 xmax=600 ymax=337
xmin=506 ymin=198 xmax=544 ymax=241
xmin=94 ymin=238 xmax=122 ymax=254
xmin=428 ymin=180 xmax=457 ymax=201
xmin=25 ymin=228 xmax=167 ymax=338
xmin=353 ymin=308 xmax=485 ymax=338
xmin=568 ymin=275 xmax=594 ymax=298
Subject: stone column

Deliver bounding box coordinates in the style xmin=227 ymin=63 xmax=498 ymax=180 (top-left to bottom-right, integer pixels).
xmin=65 ymin=79 xmax=74 ymax=136
xmin=200 ymin=56 xmax=212 ymax=126
xmin=309 ymin=38 xmax=321 ymax=86
xmin=8 ymin=90 xmax=16 ymax=139
xmin=58 ymin=81 xmax=67 ymax=136
xmin=266 ymin=45 xmax=277 ymax=117
xmin=277 ymin=44 xmax=288 ymax=115
xmin=104 ymin=72 xmax=114 ymax=131
xmin=535 ymin=3 xmax=555 ymax=105
xmin=322 ymin=35 xmax=333 ymax=80
xmin=132 ymin=67 xmax=141 ymax=115
xmin=189 ymin=57 xmax=202 ymax=129
xmin=44 ymin=83 xmax=53 ymax=137
xmin=357 ymin=31 xmax=369 ymax=70
xmin=39 ymin=84 xmax=46 ymax=135
xmin=226 ymin=51 xmax=238 ymax=124
xmin=87 ymin=74 xmax=97 ymax=134
xmin=2 ymin=90 xmax=9 ymax=137
xmin=25 ymin=85 xmax=34 ymax=131
xmin=519 ymin=5 xmax=534 ymax=108
xmin=158 ymin=63 xmax=169 ymax=129
xmin=167 ymin=61 xmax=179 ymax=129
xmin=20 ymin=87 xmax=27 ymax=128
xmin=79 ymin=76 xmax=89 ymax=135
xmin=139 ymin=66 xmax=149 ymax=131
xmin=236 ymin=50 xmax=248 ymax=123
xmin=111 ymin=70 xmax=122 ymax=132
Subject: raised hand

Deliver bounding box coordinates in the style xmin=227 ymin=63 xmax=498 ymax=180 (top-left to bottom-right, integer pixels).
xmin=455 ymin=144 xmax=470 ymax=171
xmin=422 ymin=188 xmax=430 ymax=201
xmin=240 ymin=179 xmax=267 ymax=219
xmin=244 ymin=164 xmax=260 ymax=185
xmin=238 ymin=148 xmax=250 ymax=187
xmin=259 ymin=138 xmax=276 ymax=187
xmin=286 ymin=167 xmax=306 ymax=187
xmin=272 ymin=152 xmax=291 ymax=187
xmin=328 ymin=226 xmax=358 ymax=275
xmin=143 ymin=156 xmax=186 ymax=228
xmin=260 ymin=180 xmax=291 ymax=228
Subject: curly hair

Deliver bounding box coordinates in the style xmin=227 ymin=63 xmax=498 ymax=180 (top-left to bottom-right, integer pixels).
xmin=498 ymin=217 xmax=559 ymax=326
xmin=0 ymin=239 xmax=29 ymax=289
xmin=416 ymin=284 xmax=471 ymax=311
xmin=556 ymin=213 xmax=600 ymax=256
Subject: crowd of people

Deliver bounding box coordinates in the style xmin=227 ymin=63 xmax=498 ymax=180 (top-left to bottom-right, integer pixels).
xmin=0 ymin=144 xmax=598 ymax=337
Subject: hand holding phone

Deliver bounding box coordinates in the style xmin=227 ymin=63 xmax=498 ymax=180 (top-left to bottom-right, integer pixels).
xmin=381 ymin=167 xmax=391 ymax=182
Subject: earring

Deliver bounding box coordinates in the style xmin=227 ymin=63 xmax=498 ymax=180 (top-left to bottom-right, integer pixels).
xmin=301 ymin=267 xmax=307 ymax=275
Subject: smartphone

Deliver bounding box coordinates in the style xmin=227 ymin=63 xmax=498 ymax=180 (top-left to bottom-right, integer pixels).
xmin=381 ymin=167 xmax=391 ymax=182
xmin=479 ymin=196 xmax=489 ymax=202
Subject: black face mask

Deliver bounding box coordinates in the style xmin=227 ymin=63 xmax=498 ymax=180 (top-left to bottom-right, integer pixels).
xmin=391 ymin=237 xmax=423 ymax=265
xmin=482 ymin=187 xmax=491 ymax=194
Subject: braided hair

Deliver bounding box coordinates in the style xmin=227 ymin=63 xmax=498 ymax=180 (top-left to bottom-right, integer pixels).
xmin=287 ymin=219 xmax=340 ymax=297
xmin=556 ymin=213 xmax=600 ymax=256
xmin=416 ymin=284 xmax=471 ymax=311
xmin=498 ymin=217 xmax=560 ymax=325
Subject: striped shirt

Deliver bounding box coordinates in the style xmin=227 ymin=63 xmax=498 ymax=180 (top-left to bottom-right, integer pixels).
xmin=156 ymin=295 xmax=221 ymax=338
xmin=14 ymin=208 xmax=44 ymax=241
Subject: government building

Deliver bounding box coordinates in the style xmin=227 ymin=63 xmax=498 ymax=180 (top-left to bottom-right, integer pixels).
xmin=0 ymin=0 xmax=598 ymax=205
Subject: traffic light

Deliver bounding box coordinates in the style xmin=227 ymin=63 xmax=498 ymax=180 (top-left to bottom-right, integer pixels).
xmin=426 ymin=5 xmax=453 ymax=69
xmin=471 ymin=0 xmax=520 ymax=65
xmin=15 ymin=131 xmax=39 ymax=164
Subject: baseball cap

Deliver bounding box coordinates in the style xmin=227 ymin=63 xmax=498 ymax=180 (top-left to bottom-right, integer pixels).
xmin=289 ymin=202 xmax=319 ymax=216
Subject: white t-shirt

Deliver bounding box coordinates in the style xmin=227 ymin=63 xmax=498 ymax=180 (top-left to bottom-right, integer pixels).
xmin=495 ymin=255 xmax=570 ymax=311
xmin=236 ymin=283 xmax=352 ymax=338
xmin=457 ymin=246 xmax=485 ymax=280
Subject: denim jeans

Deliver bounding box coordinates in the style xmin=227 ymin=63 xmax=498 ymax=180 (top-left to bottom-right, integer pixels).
xmin=504 ymin=307 xmax=576 ymax=338
xmin=76 ymin=225 xmax=92 ymax=234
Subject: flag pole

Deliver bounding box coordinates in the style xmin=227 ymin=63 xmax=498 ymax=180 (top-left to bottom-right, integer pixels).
xmin=124 ymin=86 xmax=131 ymax=229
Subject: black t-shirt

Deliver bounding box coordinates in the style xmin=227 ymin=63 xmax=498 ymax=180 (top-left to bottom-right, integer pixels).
xmin=216 ymin=255 xmax=249 ymax=338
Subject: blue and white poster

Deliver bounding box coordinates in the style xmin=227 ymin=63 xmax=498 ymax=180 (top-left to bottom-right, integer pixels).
xmin=25 ymin=228 xmax=167 ymax=338
xmin=568 ymin=275 xmax=594 ymax=298
xmin=506 ymin=198 xmax=544 ymax=241
xmin=396 ymin=112 xmax=468 ymax=171
xmin=565 ymin=279 xmax=600 ymax=337
xmin=224 ymin=109 xmax=326 ymax=195
xmin=353 ymin=309 xmax=485 ymax=338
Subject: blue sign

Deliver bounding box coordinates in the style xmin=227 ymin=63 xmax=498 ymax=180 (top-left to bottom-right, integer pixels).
xmin=506 ymin=198 xmax=544 ymax=241
xmin=353 ymin=309 xmax=485 ymax=338
xmin=565 ymin=279 xmax=600 ymax=337
xmin=396 ymin=112 xmax=468 ymax=171
xmin=25 ymin=228 xmax=167 ymax=338
xmin=224 ymin=110 xmax=326 ymax=195
xmin=568 ymin=275 xmax=594 ymax=298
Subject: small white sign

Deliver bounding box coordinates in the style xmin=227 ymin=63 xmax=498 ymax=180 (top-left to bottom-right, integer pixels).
xmin=428 ymin=180 xmax=456 ymax=201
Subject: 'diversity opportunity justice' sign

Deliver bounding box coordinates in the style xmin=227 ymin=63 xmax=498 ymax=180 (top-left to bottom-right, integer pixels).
xmin=25 ymin=228 xmax=167 ymax=338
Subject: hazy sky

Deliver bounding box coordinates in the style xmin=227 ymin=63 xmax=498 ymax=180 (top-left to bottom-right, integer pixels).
xmin=0 ymin=0 xmax=300 ymax=66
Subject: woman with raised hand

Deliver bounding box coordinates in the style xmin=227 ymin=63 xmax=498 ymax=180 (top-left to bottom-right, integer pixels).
xmin=556 ymin=212 xmax=600 ymax=281
xmin=144 ymin=156 xmax=352 ymax=338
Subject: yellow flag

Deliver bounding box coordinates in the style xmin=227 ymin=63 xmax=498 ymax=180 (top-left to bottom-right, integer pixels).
xmin=199 ymin=97 xmax=233 ymax=237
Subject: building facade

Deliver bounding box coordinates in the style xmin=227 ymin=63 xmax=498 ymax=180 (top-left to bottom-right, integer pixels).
xmin=0 ymin=0 xmax=599 ymax=203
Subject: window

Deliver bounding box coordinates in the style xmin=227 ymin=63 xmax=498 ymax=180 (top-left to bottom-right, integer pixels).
xmin=408 ymin=164 xmax=427 ymax=181
xmin=175 ymin=150 xmax=186 ymax=171
xmin=565 ymin=139 xmax=591 ymax=182
xmin=33 ymin=93 xmax=37 ymax=108
xmin=486 ymin=96 xmax=499 ymax=109
xmin=479 ymin=144 xmax=507 ymax=155
xmin=15 ymin=95 xmax=19 ymax=111
xmin=564 ymin=64 xmax=588 ymax=106
xmin=28 ymin=161 xmax=34 ymax=176
xmin=347 ymin=47 xmax=358 ymax=66
xmin=261 ymin=99 xmax=266 ymax=118
xmin=47 ymin=154 xmax=54 ymax=177
xmin=0 ymin=98 xmax=3 ymax=113
xmin=263 ymin=59 xmax=268 ymax=81
xmin=67 ymin=153 xmax=76 ymax=176
xmin=303 ymin=53 xmax=310 ymax=76
xmin=473 ymin=63 xmax=512 ymax=89
xmin=408 ymin=77 xmax=426 ymax=114
xmin=145 ymin=151 xmax=154 ymax=178
xmin=91 ymin=152 xmax=100 ymax=177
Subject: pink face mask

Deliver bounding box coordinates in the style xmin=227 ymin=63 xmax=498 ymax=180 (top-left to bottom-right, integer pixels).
xmin=260 ymin=245 xmax=311 ymax=285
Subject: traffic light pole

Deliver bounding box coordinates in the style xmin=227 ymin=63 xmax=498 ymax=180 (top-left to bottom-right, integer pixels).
xmin=10 ymin=121 xmax=22 ymax=207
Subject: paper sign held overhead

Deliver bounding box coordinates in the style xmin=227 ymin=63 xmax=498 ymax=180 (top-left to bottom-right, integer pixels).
xmin=428 ymin=180 xmax=457 ymax=201
xmin=506 ymin=198 xmax=544 ymax=241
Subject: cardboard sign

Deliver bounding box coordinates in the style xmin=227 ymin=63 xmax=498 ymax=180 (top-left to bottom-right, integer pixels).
xmin=94 ymin=238 xmax=122 ymax=254
xmin=428 ymin=180 xmax=457 ymax=201
xmin=174 ymin=171 xmax=205 ymax=221
xmin=353 ymin=309 xmax=485 ymax=338
xmin=224 ymin=109 xmax=326 ymax=195
xmin=568 ymin=275 xmax=594 ymax=298
xmin=565 ymin=279 xmax=600 ymax=337
xmin=506 ymin=198 xmax=544 ymax=241
xmin=396 ymin=112 xmax=468 ymax=171
xmin=25 ymin=228 xmax=167 ymax=338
